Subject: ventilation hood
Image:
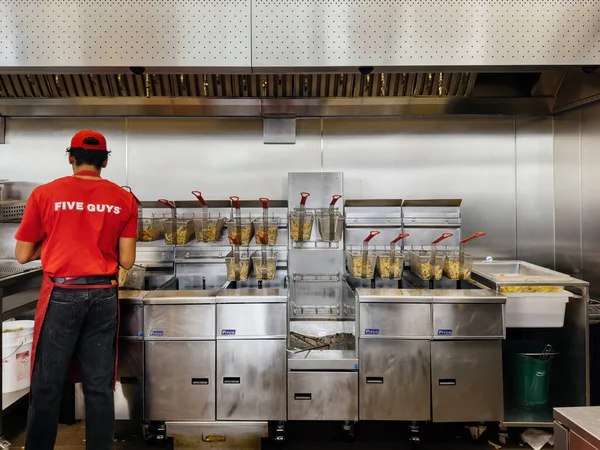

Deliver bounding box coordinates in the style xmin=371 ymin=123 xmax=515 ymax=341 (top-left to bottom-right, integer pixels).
xmin=0 ymin=70 xmax=582 ymax=117
xmin=1 ymin=0 xmax=600 ymax=117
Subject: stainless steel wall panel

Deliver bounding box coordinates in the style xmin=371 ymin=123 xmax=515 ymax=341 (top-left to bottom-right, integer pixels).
xmin=322 ymin=117 xmax=517 ymax=259
xmin=580 ymin=102 xmax=600 ymax=297
xmin=252 ymin=0 xmax=600 ymax=69
xmin=554 ymin=109 xmax=583 ymax=279
xmin=0 ymin=0 xmax=251 ymax=70
xmin=359 ymin=339 xmax=430 ymax=421
xmin=515 ymin=117 xmax=555 ymax=268
xmin=0 ymin=118 xmax=127 ymax=186
xmin=216 ymin=340 xmax=286 ymax=420
xmin=126 ymin=118 xmax=322 ymax=200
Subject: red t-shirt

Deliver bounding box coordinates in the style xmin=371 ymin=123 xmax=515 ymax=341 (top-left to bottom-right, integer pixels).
xmin=14 ymin=176 xmax=138 ymax=277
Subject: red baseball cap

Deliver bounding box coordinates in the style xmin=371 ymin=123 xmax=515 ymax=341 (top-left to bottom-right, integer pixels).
xmin=69 ymin=130 xmax=108 ymax=151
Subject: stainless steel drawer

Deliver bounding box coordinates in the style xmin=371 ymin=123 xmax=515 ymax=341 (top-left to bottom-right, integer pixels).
xmin=145 ymin=340 xmax=215 ymax=421
xmin=166 ymin=421 xmax=268 ymax=450
xmin=359 ymin=303 xmax=431 ymax=338
xmin=359 ymin=339 xmax=430 ymax=421
xmin=431 ymin=340 xmax=503 ymax=422
xmin=432 ymin=303 xmax=504 ymax=339
xmin=217 ymin=303 xmax=286 ymax=338
xmin=144 ymin=304 xmax=215 ymax=339
xmin=217 ymin=340 xmax=286 ymax=420
xmin=288 ymin=371 xmax=358 ymax=421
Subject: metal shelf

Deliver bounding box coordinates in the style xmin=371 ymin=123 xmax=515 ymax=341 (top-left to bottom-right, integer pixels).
xmin=502 ymin=404 xmax=554 ymax=428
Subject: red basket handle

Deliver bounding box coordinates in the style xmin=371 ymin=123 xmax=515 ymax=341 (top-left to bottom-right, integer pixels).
xmin=191 ymin=191 xmax=208 ymax=206
xmin=228 ymin=235 xmax=240 ymax=246
xmin=260 ymin=198 xmax=269 ymax=209
xmin=432 ymin=232 xmax=453 ymax=244
xmin=461 ymin=232 xmax=486 ymax=244
xmin=300 ymin=192 xmax=310 ymax=206
xmin=256 ymin=233 xmax=267 ymax=245
xmin=391 ymin=232 xmax=410 ymax=244
xmin=122 ymin=186 xmax=142 ymax=206
xmin=158 ymin=199 xmax=176 ymax=209
xmin=329 ymin=194 xmax=342 ymax=207
xmin=230 ymin=196 xmax=241 ymax=210
xmin=364 ymin=230 xmax=380 ymax=243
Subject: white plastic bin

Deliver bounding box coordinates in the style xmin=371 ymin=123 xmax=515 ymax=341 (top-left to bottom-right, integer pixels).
xmin=2 ymin=320 xmax=35 ymax=393
xmin=504 ymin=292 xmax=570 ymax=328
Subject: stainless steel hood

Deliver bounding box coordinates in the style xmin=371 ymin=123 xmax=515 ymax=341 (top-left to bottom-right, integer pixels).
xmin=1 ymin=0 xmax=600 ymax=117
xmin=0 ymin=71 xmax=571 ymax=117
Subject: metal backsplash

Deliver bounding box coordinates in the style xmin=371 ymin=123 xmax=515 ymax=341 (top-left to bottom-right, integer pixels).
xmin=554 ymin=101 xmax=600 ymax=298
xmin=0 ymin=116 xmax=556 ymax=261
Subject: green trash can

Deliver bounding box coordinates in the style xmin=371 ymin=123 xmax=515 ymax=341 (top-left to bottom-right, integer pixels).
xmin=512 ymin=346 xmax=557 ymax=406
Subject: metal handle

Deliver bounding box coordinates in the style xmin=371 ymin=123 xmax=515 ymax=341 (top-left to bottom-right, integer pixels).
xmin=460 ymin=231 xmax=486 ymax=244
xmin=157 ymin=198 xmax=176 ymax=209
xmin=300 ymin=192 xmax=310 ymax=206
xmin=191 ymin=378 xmax=209 ymax=385
xmin=294 ymin=393 xmax=312 ymax=400
xmin=191 ymin=190 xmax=208 ymax=206
xmin=223 ymin=377 xmax=241 ymax=384
xmin=366 ymin=377 xmax=384 ymax=384
xmin=202 ymin=434 xmax=226 ymax=443
xmin=391 ymin=232 xmax=409 ymax=244
xmin=439 ymin=378 xmax=456 ymax=386
xmin=432 ymin=232 xmax=453 ymax=244
xmin=230 ymin=196 xmax=241 ymax=210
xmin=122 ymin=186 xmax=142 ymax=206
xmin=120 ymin=377 xmax=138 ymax=385
xmin=329 ymin=194 xmax=342 ymax=206
xmin=260 ymin=197 xmax=269 ymax=209
xmin=364 ymin=230 xmax=380 ymax=243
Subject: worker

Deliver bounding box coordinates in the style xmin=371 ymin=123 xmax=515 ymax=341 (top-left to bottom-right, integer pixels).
xmin=14 ymin=130 xmax=138 ymax=450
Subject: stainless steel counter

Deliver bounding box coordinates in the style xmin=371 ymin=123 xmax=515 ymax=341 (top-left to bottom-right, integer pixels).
xmin=554 ymin=407 xmax=600 ymax=449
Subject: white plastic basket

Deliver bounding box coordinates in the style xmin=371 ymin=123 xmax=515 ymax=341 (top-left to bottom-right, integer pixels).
xmin=504 ymin=292 xmax=570 ymax=328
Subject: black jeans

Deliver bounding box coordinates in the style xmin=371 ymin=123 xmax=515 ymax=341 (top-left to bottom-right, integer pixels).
xmin=26 ymin=287 xmax=118 ymax=450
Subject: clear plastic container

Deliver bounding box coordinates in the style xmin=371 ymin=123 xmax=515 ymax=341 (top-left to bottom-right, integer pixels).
xmin=376 ymin=251 xmax=405 ymax=280
xmin=194 ymin=216 xmax=226 ymax=243
xmin=289 ymin=210 xmax=314 ymax=242
xmin=118 ymin=265 xmax=146 ymax=289
xmin=227 ymin=218 xmax=254 ymax=245
xmin=443 ymin=251 xmax=473 ymax=280
xmin=164 ymin=218 xmax=195 ymax=245
xmin=346 ymin=249 xmax=378 ymax=278
xmin=316 ymin=209 xmax=344 ymax=242
xmin=252 ymin=250 xmax=279 ymax=281
xmin=409 ymin=250 xmax=445 ymax=280
xmin=138 ymin=217 xmax=165 ymax=242
xmin=253 ymin=217 xmax=280 ymax=245
xmin=225 ymin=250 xmax=251 ymax=281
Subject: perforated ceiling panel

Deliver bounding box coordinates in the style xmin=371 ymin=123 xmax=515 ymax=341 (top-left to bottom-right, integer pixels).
xmin=252 ymin=0 xmax=600 ymax=68
xmin=0 ymin=0 xmax=251 ymax=68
